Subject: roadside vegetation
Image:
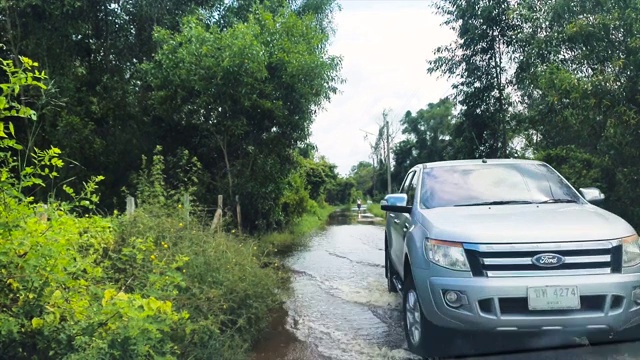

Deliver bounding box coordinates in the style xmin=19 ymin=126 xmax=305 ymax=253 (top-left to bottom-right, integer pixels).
xmin=0 ymin=52 xmax=337 ymax=359
xmin=367 ymin=203 xmax=385 ymax=219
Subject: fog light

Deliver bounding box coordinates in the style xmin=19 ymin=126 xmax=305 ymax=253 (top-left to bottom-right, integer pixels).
xmin=445 ymin=291 xmax=458 ymax=303
xmin=443 ymin=290 xmax=467 ymax=308
xmin=632 ymin=287 xmax=640 ymax=304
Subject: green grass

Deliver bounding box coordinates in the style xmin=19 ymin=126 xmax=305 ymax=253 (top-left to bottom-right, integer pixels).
xmin=259 ymin=203 xmax=335 ymax=256
xmin=367 ymin=203 xmax=385 ymax=218
xmin=113 ymin=201 xmax=336 ymax=360
xmin=292 ymin=204 xmax=335 ymax=235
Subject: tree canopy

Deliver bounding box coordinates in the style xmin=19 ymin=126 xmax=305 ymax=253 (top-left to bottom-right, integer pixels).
xmin=1 ymin=0 xmax=346 ymax=232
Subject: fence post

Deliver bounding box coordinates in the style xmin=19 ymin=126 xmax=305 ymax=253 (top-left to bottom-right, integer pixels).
xmin=211 ymin=195 xmax=223 ymax=232
xmin=182 ymin=193 xmax=190 ymax=220
xmin=236 ymin=195 xmax=242 ymax=235
xmin=126 ymin=196 xmax=136 ymax=216
xmin=37 ymin=204 xmax=48 ymax=222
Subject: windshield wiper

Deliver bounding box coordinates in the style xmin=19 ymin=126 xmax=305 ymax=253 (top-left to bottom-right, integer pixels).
xmin=536 ymin=198 xmax=578 ymax=204
xmin=454 ymin=200 xmax=534 ymax=207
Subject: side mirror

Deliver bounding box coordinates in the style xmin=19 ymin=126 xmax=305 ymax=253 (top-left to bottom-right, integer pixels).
xmin=381 ymin=204 xmax=412 ymax=214
xmin=383 ymin=193 xmax=408 ymax=206
xmin=380 ymin=193 xmax=412 ymax=214
xmin=380 ymin=199 xmax=388 ymax=205
xmin=579 ymin=187 xmax=605 ymax=206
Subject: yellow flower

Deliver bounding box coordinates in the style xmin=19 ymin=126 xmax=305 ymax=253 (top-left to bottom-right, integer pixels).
xmin=223 ymin=304 xmax=227 ymax=309
xmin=163 ymin=244 xmax=168 ymax=248
xmin=183 ymin=270 xmax=186 ymax=273
xmin=178 ymin=204 xmax=182 ymax=209
xmin=150 ymin=255 xmax=156 ymax=261
xmin=179 ymin=223 xmax=184 ymax=228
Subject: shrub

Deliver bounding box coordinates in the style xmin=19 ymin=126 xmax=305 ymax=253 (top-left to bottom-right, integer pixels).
xmin=0 ymin=53 xmax=188 ymax=359
xmin=115 ymin=208 xmax=283 ymax=360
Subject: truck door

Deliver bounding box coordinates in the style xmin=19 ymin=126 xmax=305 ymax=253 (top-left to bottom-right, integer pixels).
xmin=390 ymin=170 xmax=417 ymax=271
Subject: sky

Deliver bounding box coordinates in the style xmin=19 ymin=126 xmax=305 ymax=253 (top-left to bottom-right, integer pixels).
xmin=310 ymin=0 xmax=456 ymax=175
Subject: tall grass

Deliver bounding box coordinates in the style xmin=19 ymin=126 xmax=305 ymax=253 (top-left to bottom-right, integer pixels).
xmin=367 ymin=203 xmax=385 ymax=219
xmin=259 ymin=203 xmax=335 ymax=256
xmin=116 ymin=202 xmax=335 ymax=359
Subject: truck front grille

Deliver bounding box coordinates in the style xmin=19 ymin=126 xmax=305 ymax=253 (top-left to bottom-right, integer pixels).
xmin=464 ymin=240 xmax=623 ymax=278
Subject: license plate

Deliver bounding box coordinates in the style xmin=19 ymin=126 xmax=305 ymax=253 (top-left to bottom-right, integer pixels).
xmin=527 ymin=286 xmax=580 ymax=310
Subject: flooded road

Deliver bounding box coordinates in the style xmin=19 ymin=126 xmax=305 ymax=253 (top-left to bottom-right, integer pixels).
xmin=252 ymin=213 xmax=640 ymax=360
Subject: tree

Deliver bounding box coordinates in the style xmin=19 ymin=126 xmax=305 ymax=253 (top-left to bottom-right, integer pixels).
xmin=0 ymin=0 xmax=225 ymax=208
xmin=144 ymin=4 xmax=342 ymax=231
xmin=391 ymin=98 xmax=455 ymax=185
xmin=511 ymin=0 xmax=640 ymax=228
xmin=349 ymin=161 xmax=375 ymax=198
xmin=428 ymin=0 xmax=517 ymax=159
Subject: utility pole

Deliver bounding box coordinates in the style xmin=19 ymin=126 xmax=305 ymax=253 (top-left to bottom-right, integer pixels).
xmin=383 ymin=109 xmax=392 ymax=194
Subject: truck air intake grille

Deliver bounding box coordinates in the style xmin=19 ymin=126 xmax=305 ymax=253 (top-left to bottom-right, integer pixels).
xmin=463 ymin=240 xmax=622 ymax=278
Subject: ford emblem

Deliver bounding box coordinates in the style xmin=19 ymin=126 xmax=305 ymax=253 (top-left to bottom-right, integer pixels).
xmin=531 ymin=253 xmax=565 ymax=267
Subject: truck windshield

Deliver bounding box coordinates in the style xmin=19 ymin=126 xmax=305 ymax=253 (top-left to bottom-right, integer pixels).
xmin=420 ymin=163 xmax=584 ymax=208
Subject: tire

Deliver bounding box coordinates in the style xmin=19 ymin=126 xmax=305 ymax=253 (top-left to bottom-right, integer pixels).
xmin=385 ymin=235 xmax=398 ymax=293
xmin=403 ymin=272 xmax=458 ymax=359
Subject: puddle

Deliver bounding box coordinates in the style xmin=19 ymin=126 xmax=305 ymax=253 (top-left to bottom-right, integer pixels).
xmin=251 ymin=222 xmax=640 ymax=360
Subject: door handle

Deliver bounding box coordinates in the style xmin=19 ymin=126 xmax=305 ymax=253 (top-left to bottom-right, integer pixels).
xmin=393 ymin=219 xmax=400 ymax=224
xmin=388 ymin=213 xmax=396 ymax=218
xmin=403 ymin=223 xmax=410 ymax=231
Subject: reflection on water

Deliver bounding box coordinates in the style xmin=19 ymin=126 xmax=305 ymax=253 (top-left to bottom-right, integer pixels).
xmin=327 ymin=210 xmax=385 ymax=227
xmin=327 ymin=211 xmax=354 ymax=226
xmin=252 ymin=220 xmax=640 ymax=360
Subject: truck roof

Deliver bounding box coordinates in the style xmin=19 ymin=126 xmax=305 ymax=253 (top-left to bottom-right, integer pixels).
xmin=420 ymin=158 xmax=545 ymax=168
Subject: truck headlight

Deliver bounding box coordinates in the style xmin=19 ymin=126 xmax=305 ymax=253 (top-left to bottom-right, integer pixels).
xmin=425 ymin=239 xmax=470 ymax=271
xmin=623 ymin=234 xmax=640 ymax=267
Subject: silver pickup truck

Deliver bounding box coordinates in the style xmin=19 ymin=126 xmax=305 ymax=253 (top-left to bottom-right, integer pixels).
xmin=382 ymin=159 xmax=640 ymax=358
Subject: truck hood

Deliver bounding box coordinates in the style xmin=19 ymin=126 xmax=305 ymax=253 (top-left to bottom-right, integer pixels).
xmin=421 ymin=204 xmax=636 ymax=243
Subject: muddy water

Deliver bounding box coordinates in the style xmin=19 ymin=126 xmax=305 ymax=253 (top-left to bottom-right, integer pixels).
xmin=252 ymin=213 xmax=640 ymax=360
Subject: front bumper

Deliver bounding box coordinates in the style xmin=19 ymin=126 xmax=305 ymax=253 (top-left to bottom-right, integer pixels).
xmin=413 ymin=269 xmax=640 ymax=332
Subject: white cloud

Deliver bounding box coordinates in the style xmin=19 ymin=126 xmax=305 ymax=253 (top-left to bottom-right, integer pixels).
xmin=310 ymin=0 xmax=455 ymax=175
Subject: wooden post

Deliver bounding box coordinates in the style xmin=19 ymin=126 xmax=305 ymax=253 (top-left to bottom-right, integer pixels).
xmin=182 ymin=193 xmax=190 ymax=220
xmin=236 ymin=195 xmax=242 ymax=235
xmin=211 ymin=195 xmax=223 ymax=232
xmin=126 ymin=196 xmax=136 ymax=216
xmin=37 ymin=204 xmax=48 ymax=222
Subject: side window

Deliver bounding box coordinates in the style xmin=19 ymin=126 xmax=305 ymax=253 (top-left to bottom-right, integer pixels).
xmin=400 ymin=170 xmax=416 ymax=206
xmin=406 ymin=170 xmax=419 ymax=206
xmin=400 ymin=171 xmax=415 ymax=194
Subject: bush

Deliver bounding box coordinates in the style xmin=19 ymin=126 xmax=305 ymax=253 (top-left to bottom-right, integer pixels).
xmin=0 ymin=54 xmax=189 ymax=359
xmin=115 ymin=208 xmax=284 ymax=360
xmin=0 ymin=180 xmax=189 ymax=360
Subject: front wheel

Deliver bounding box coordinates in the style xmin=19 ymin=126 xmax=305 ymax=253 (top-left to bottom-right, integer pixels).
xmin=403 ymin=273 xmax=459 ymax=358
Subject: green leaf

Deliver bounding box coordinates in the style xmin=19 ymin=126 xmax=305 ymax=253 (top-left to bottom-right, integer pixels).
xmin=31 ymin=318 xmax=44 ymax=329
